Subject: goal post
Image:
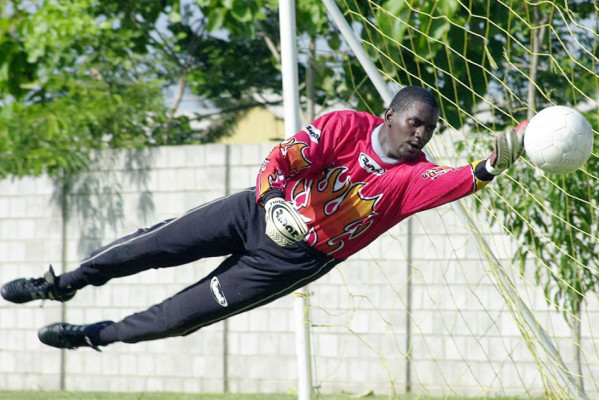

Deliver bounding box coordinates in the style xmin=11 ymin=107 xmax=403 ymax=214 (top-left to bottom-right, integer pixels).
xmin=279 ymin=2 xmax=315 ymax=400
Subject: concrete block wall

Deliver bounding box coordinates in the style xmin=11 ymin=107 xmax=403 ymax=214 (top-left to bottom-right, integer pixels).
xmin=0 ymin=143 xmax=596 ymax=397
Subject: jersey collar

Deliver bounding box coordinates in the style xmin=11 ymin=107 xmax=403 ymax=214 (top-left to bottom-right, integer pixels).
xmin=371 ymin=124 xmax=400 ymax=165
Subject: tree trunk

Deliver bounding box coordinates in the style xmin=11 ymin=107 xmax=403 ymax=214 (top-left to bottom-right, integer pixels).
xmin=572 ymin=303 xmax=584 ymax=394
xmin=306 ymin=36 xmax=316 ymax=123
xmin=527 ymin=7 xmax=546 ymax=119
xmin=171 ymin=75 xmax=186 ymax=115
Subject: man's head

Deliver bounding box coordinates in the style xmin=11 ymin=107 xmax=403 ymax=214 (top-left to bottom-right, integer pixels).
xmin=379 ymin=86 xmax=440 ymax=162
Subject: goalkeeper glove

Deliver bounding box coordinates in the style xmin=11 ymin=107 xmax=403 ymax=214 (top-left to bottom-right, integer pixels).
xmin=485 ymin=120 xmax=529 ymax=175
xmin=264 ymin=198 xmax=308 ymax=246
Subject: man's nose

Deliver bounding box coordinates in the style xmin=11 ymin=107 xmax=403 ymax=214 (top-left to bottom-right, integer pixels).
xmin=414 ymin=127 xmax=425 ymax=140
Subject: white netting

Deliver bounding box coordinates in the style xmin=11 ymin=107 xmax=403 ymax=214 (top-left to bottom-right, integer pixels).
xmin=305 ymin=1 xmax=599 ymax=398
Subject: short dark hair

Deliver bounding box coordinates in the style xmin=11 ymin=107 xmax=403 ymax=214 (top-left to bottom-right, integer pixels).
xmin=389 ymin=86 xmax=439 ymax=112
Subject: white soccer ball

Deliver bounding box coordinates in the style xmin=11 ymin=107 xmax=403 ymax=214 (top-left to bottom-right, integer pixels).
xmin=523 ymin=106 xmax=594 ymax=174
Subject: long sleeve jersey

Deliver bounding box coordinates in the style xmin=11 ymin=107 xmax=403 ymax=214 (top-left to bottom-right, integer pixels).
xmin=256 ymin=110 xmax=490 ymax=260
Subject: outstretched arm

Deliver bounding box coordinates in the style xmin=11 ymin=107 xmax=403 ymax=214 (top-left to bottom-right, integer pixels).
xmin=399 ymin=121 xmax=529 ymax=217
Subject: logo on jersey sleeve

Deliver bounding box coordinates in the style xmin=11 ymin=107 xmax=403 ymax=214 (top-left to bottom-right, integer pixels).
xmin=358 ymin=153 xmax=386 ymax=175
xmin=304 ymin=124 xmax=321 ymax=143
xmin=422 ymin=166 xmax=454 ymax=180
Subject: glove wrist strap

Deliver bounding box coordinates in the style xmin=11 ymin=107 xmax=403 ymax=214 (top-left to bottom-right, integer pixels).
xmin=474 ymin=160 xmax=496 ymax=181
xmin=261 ymin=189 xmax=285 ymax=206
xmin=484 ymin=159 xmax=502 ymax=176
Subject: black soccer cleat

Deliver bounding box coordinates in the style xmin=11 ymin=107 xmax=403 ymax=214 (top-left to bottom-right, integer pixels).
xmin=38 ymin=321 xmax=115 ymax=351
xmin=1 ymin=265 xmax=77 ymax=304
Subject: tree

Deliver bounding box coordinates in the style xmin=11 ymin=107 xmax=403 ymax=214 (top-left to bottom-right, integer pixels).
xmin=0 ymin=0 xmax=179 ymax=178
xmin=0 ymin=0 xmax=369 ymax=179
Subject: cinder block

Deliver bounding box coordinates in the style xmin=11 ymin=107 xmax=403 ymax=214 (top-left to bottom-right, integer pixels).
xmin=200 ymin=355 xmax=224 ymax=379
xmin=0 ymin=352 xmax=16 ymax=373
xmin=260 ymin=379 xmax=293 ymax=394
xmin=205 ymin=144 xmax=227 ymax=165
xmin=195 ymin=167 xmax=227 ymax=191
xmin=117 ymin=354 xmax=137 ymax=375
xmin=227 ymin=145 xmax=244 ymax=166
xmin=315 ymin=333 xmax=338 ymax=357
xmin=0 ymin=198 xmax=9 ymax=218
xmin=247 ymin=309 xmax=269 ymax=332
xmin=138 ymin=354 xmax=156 ymax=375
xmin=5 ymin=241 xmax=25 ymax=262
xmin=15 ymin=308 xmax=36 ymax=329
xmin=229 ymin=166 xmax=254 ymax=189
xmin=241 ymin=371 xmax=264 ymax=389
xmin=240 ymin=143 xmax=268 ymax=166
xmin=166 ymin=146 xmax=191 ymax=168
xmin=183 ymin=145 xmax=206 ymax=167
xmin=6 ymin=329 xmax=26 ymax=350
xmin=200 ymin=378 xmax=225 ymax=393
xmin=238 ymin=332 xmax=259 ymax=355
xmin=0 ymin=311 xmax=16 ymax=329
xmin=173 ymin=168 xmax=196 ymax=190
xmin=145 ymin=376 xmax=165 ymax=392
xmin=157 ymin=169 xmax=180 ymax=192
xmin=182 ymin=378 xmax=202 ymax=393
xmin=31 ymin=176 xmax=56 ymax=196
xmin=25 ymin=197 xmax=51 ymax=218
xmin=36 ymin=374 xmax=61 ymax=391
xmin=228 ymin=312 xmax=250 ymax=332
xmin=311 ymin=286 xmax=340 ymax=310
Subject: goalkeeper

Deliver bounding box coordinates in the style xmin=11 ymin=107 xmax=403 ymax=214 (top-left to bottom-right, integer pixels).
xmin=1 ymin=86 xmax=528 ymax=351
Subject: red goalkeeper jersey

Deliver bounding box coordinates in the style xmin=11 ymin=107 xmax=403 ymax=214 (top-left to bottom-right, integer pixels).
xmin=256 ymin=110 xmax=486 ymax=259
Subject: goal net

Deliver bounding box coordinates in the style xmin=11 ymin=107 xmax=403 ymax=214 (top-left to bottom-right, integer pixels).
xmin=302 ymin=1 xmax=599 ymax=398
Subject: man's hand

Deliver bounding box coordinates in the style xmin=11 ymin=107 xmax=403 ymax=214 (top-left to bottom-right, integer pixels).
xmin=264 ymin=198 xmax=308 ymax=246
xmin=485 ymin=120 xmax=529 ymax=175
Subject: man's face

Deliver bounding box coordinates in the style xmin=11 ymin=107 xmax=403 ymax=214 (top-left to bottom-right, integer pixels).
xmin=380 ymin=101 xmax=439 ymax=162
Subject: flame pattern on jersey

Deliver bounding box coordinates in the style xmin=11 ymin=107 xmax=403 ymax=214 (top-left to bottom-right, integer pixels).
xmin=290 ymin=167 xmax=381 ymax=256
xmin=258 ymin=137 xmax=311 ymax=196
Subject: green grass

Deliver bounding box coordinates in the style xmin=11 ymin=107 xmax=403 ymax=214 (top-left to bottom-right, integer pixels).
xmin=0 ymin=393 xmax=294 ymax=400
xmin=0 ymin=392 xmax=536 ymax=400
xmin=1 ymin=394 xmax=299 ymax=400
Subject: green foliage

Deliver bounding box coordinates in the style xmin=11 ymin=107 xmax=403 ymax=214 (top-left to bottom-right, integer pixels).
xmin=0 ymin=1 xmax=175 ymax=178
xmin=197 ymin=0 xmax=268 ymax=36
xmin=0 ymin=0 xmax=284 ymax=178
xmin=185 ymin=36 xmax=281 ymax=105
xmin=0 ymin=78 xmax=173 ymax=178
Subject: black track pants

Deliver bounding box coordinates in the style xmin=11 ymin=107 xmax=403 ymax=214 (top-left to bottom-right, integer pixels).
xmin=59 ymin=188 xmax=340 ymax=345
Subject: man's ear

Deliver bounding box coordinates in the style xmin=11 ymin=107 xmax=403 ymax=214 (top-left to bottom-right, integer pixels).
xmin=384 ymin=108 xmax=394 ymax=125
